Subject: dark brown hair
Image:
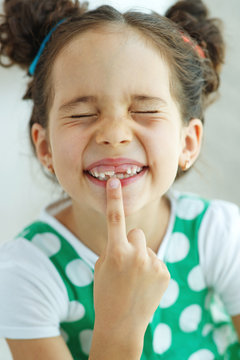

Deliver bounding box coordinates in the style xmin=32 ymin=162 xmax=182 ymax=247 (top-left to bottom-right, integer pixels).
xmin=0 ymin=0 xmax=225 ymax=176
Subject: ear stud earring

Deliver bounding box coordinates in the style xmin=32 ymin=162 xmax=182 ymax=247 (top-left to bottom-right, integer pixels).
xmin=182 ymin=159 xmax=191 ymax=171
xmin=47 ymin=164 xmax=55 ymax=174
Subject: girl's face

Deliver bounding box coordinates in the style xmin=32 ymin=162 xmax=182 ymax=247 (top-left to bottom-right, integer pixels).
xmin=35 ymin=27 xmax=202 ymax=216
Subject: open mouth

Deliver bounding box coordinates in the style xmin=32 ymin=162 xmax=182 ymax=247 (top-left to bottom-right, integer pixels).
xmin=85 ymin=166 xmax=148 ymax=181
xmin=84 ymin=166 xmax=149 ymax=186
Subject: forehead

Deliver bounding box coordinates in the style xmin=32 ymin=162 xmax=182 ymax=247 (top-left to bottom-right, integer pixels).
xmin=51 ymin=26 xmax=172 ymax=107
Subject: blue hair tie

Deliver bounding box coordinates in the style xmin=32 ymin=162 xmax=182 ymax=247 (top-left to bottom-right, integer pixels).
xmin=29 ymin=19 xmax=66 ymax=76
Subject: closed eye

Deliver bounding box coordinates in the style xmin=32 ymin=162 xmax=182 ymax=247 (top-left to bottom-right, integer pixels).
xmin=70 ymin=114 xmax=97 ymax=118
xmin=69 ymin=111 xmax=161 ymax=118
xmin=132 ymin=111 xmax=160 ymax=114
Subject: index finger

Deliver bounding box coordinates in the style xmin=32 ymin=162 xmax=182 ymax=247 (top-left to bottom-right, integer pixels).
xmin=106 ymin=177 xmax=127 ymax=248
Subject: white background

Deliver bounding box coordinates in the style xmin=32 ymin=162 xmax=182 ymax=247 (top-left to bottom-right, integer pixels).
xmin=0 ymin=0 xmax=239 ymax=358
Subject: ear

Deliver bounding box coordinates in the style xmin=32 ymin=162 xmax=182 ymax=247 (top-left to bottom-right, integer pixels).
xmin=179 ymin=118 xmax=203 ymax=171
xmin=31 ymin=123 xmax=53 ymax=172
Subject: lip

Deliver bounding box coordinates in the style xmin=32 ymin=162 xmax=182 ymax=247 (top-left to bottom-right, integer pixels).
xmin=85 ymin=158 xmax=146 ymax=171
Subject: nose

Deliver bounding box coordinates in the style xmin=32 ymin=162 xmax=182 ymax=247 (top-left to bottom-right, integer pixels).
xmin=95 ymin=116 xmax=133 ymax=147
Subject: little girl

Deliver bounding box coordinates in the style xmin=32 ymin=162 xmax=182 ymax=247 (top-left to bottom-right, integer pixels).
xmin=0 ymin=0 xmax=239 ymax=359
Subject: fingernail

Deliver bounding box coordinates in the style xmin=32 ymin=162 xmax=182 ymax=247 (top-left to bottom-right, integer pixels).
xmin=108 ymin=178 xmax=120 ymax=189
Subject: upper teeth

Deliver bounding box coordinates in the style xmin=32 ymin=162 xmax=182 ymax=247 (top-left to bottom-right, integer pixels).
xmin=89 ymin=166 xmax=143 ymax=179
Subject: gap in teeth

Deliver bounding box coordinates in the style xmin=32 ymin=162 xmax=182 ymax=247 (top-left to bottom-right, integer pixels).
xmin=89 ymin=166 xmax=143 ymax=181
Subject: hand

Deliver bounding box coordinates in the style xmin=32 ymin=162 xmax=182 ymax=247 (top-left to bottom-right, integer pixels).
xmin=93 ymin=177 xmax=170 ymax=341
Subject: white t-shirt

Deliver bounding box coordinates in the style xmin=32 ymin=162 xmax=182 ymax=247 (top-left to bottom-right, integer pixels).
xmin=0 ymin=190 xmax=240 ymax=339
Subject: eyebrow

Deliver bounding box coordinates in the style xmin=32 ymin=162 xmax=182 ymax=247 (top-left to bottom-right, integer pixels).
xmin=59 ymin=96 xmax=96 ymax=113
xmin=58 ymin=94 xmax=167 ymax=113
xmin=131 ymin=95 xmax=167 ymax=106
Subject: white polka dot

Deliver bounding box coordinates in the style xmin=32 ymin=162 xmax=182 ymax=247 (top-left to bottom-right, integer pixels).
xmin=179 ymin=305 xmax=202 ymax=332
xmin=176 ymin=198 xmax=205 ymax=220
xmin=188 ymin=349 xmax=214 ymax=360
xmin=65 ymin=301 xmax=85 ymax=322
xmin=188 ymin=265 xmax=206 ymax=291
xmin=165 ymin=233 xmax=190 ymax=263
xmin=66 ymin=259 xmax=94 ymax=287
xmin=159 ymin=279 xmax=179 ymax=308
xmin=79 ymin=329 xmax=93 ymax=355
xmin=60 ymin=328 xmax=69 ymax=342
xmin=153 ymin=323 xmax=172 ymax=354
xmin=202 ymin=323 xmax=213 ymax=336
xmin=32 ymin=233 xmax=61 ymax=257
xmin=213 ymin=325 xmax=238 ymax=355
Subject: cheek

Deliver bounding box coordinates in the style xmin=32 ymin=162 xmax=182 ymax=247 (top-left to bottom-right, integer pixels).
xmin=148 ymin=127 xmax=181 ymax=160
xmin=50 ymin=128 xmax=87 ymax=174
xmin=146 ymin=127 xmax=181 ymax=180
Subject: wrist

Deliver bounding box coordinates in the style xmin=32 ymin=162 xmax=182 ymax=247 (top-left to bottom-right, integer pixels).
xmin=89 ymin=323 xmax=145 ymax=360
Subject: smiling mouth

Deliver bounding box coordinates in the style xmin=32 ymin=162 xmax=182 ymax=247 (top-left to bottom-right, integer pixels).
xmin=84 ymin=166 xmax=148 ymax=181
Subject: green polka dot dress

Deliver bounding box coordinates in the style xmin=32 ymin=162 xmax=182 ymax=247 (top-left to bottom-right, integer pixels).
xmin=17 ymin=193 xmax=240 ymax=359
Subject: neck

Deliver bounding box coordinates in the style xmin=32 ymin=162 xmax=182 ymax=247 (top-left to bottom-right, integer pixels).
xmin=55 ymin=195 xmax=171 ymax=256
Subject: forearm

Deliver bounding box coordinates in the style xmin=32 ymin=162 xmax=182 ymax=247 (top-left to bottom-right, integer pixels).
xmin=89 ymin=325 xmax=144 ymax=360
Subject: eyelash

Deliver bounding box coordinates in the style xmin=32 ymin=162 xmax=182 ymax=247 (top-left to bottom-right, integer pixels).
xmin=71 ymin=115 xmax=96 ymax=118
xmin=133 ymin=111 xmax=160 ymax=114
xmin=70 ymin=111 xmax=160 ymax=118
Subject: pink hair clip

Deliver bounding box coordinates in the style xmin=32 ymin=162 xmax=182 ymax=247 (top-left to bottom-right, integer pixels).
xmin=181 ymin=34 xmax=206 ymax=59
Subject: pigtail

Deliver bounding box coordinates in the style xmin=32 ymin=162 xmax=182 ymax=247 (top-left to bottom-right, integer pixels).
xmin=0 ymin=0 xmax=88 ymax=71
xmin=165 ymin=0 xmax=225 ymax=97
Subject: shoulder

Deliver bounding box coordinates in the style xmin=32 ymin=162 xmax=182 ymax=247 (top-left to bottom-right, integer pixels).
xmin=0 ymin=232 xmax=62 ymax=278
xmin=0 ymin=222 xmax=68 ymax=297
xmin=197 ymin=196 xmax=240 ymax=269
xmin=170 ymin=190 xmax=240 ymax=315
xmin=170 ymin=189 xmax=239 ymax=227
xmin=189 ymin=196 xmax=240 ymax=314
xmin=0 ymin=230 xmax=68 ymax=339
xmin=169 ymin=189 xmax=240 ymax=261
xmin=199 ymin=197 xmax=239 ymax=242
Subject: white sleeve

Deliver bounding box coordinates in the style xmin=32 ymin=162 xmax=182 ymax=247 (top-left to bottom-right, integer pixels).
xmin=0 ymin=238 xmax=68 ymax=339
xmin=199 ymin=200 xmax=240 ymax=316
